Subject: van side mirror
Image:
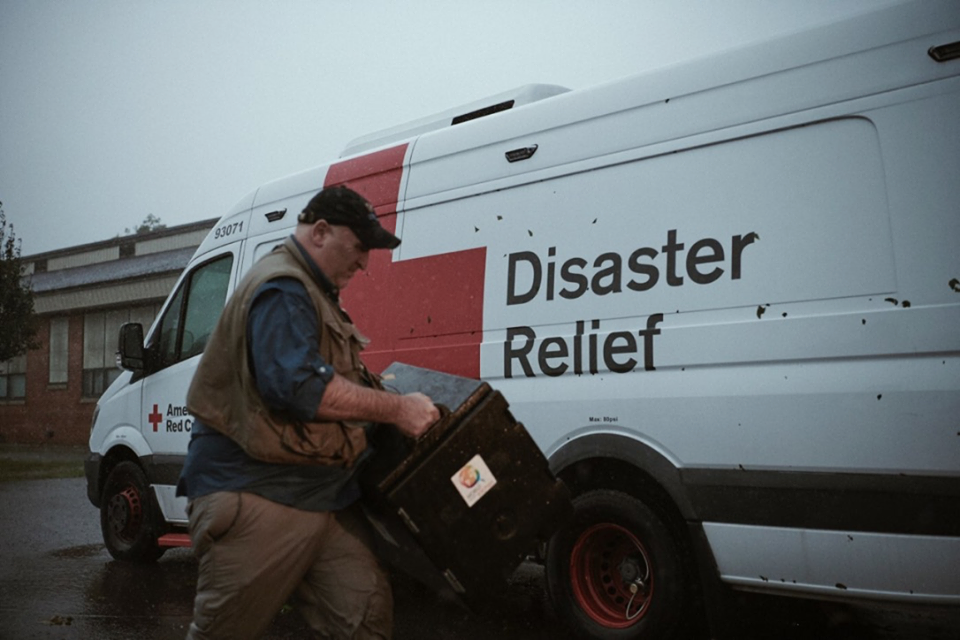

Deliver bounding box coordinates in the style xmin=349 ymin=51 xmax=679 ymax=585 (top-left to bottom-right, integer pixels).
xmin=118 ymin=322 xmax=145 ymax=373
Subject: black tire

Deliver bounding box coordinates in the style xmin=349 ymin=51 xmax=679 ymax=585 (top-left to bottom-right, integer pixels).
xmin=546 ymin=489 xmax=690 ymax=640
xmin=100 ymin=461 xmax=165 ymax=563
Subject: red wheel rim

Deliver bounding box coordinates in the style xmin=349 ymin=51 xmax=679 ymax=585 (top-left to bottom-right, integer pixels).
xmin=569 ymin=523 xmax=653 ymax=628
xmin=107 ymin=484 xmax=143 ymax=543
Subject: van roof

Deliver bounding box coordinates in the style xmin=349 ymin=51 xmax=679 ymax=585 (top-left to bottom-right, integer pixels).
xmin=339 ymin=84 xmax=570 ymax=158
xmin=339 ymin=0 xmax=957 ymax=164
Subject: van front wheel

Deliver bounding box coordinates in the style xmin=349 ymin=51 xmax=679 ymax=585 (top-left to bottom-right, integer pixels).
xmin=100 ymin=461 xmax=164 ymax=563
xmin=546 ymin=489 xmax=689 ymax=639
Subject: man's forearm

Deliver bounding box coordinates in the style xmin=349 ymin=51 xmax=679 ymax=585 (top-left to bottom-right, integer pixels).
xmin=314 ymin=374 xmax=439 ymax=439
xmin=314 ymin=374 xmax=404 ymax=424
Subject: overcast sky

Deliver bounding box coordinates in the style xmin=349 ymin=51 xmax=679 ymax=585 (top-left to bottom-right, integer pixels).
xmin=1 ymin=0 xmax=896 ymax=257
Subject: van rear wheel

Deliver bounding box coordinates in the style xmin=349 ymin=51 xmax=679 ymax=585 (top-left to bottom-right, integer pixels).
xmin=100 ymin=461 xmax=164 ymax=563
xmin=546 ymin=489 xmax=689 ymax=639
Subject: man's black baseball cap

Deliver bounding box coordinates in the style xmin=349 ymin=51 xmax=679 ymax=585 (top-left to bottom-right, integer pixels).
xmin=299 ymin=186 xmax=400 ymax=250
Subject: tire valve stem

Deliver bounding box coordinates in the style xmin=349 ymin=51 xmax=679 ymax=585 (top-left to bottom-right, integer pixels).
xmin=626 ymin=579 xmax=646 ymax=620
xmin=620 ymin=556 xmax=648 ymax=621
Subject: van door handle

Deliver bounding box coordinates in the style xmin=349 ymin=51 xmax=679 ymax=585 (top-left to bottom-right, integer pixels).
xmin=505 ymin=144 xmax=538 ymax=163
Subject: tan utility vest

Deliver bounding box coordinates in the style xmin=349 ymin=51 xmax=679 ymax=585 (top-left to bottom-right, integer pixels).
xmin=186 ymin=236 xmax=377 ymax=466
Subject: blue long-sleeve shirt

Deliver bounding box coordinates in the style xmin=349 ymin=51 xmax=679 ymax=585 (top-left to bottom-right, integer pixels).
xmin=246 ymin=277 xmax=335 ymax=421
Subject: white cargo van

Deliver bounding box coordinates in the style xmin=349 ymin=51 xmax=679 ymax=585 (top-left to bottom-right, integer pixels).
xmin=86 ymin=1 xmax=960 ymax=637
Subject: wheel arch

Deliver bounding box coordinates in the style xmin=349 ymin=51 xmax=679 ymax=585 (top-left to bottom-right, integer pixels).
xmin=96 ymin=439 xmax=148 ymax=505
xmin=549 ymin=433 xmax=696 ymax=522
xmin=547 ymin=433 xmax=703 ymax=559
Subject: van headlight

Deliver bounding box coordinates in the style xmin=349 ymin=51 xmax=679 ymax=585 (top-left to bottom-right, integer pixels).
xmin=90 ymin=406 xmax=100 ymax=434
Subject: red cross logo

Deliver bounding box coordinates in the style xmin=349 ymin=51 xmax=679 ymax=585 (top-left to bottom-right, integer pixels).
xmin=148 ymin=404 xmax=163 ymax=432
xmin=329 ymin=146 xmax=484 ymax=379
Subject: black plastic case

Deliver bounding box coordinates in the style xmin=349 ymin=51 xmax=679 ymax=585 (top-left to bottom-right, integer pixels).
xmin=361 ymin=363 xmax=572 ymax=608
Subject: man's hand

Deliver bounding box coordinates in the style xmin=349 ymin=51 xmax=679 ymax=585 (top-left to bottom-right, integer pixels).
xmin=394 ymin=392 xmax=440 ymax=439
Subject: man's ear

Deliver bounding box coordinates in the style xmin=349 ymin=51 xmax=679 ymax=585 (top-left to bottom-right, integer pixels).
xmin=309 ymin=219 xmax=331 ymax=246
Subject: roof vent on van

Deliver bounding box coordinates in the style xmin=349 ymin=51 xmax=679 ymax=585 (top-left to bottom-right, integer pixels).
xmin=340 ymin=84 xmax=570 ymax=158
xmin=929 ymin=41 xmax=960 ymax=62
xmin=451 ymin=100 xmax=515 ymax=125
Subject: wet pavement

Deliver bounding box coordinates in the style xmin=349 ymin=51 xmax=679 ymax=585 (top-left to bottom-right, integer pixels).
xmin=0 ymin=476 xmax=565 ymax=640
xmin=1 ymin=476 xmax=957 ymax=639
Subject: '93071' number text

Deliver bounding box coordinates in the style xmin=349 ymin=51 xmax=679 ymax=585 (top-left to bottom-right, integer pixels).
xmin=214 ymin=221 xmax=243 ymax=239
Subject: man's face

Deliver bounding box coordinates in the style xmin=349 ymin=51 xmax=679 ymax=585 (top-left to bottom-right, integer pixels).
xmin=313 ymin=222 xmax=370 ymax=290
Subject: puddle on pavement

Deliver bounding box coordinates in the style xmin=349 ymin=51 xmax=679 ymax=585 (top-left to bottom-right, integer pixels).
xmin=50 ymin=543 xmax=105 ymax=558
xmin=87 ymin=552 xmax=197 ymax=615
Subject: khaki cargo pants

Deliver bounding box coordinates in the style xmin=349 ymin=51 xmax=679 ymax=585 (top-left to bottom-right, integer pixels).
xmin=185 ymin=491 xmax=392 ymax=640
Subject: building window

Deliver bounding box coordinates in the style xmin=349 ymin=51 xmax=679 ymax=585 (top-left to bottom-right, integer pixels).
xmin=0 ymin=354 xmax=27 ymax=401
xmin=83 ymin=305 xmax=158 ymax=398
xmin=49 ymin=317 xmax=69 ymax=385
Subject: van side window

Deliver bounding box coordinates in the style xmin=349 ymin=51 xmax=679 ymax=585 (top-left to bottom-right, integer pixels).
xmin=253 ymin=238 xmax=283 ymax=263
xmin=152 ymin=254 xmax=234 ymax=370
xmin=158 ymin=286 xmax=186 ymax=367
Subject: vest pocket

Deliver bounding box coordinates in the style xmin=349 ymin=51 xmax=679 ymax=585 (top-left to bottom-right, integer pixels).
xmin=279 ymin=418 xmax=367 ymax=467
xmin=323 ymin=317 xmax=367 ymax=381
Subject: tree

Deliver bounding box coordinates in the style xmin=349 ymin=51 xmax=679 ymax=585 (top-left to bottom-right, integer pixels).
xmin=124 ymin=214 xmax=166 ymax=235
xmin=0 ymin=201 xmax=40 ymax=361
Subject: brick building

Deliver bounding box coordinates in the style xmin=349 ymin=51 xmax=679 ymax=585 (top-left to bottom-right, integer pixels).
xmin=0 ymin=218 xmax=217 ymax=445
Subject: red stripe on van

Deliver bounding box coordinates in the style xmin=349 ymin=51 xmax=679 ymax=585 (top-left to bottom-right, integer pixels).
xmin=326 ymin=145 xmax=485 ymax=379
